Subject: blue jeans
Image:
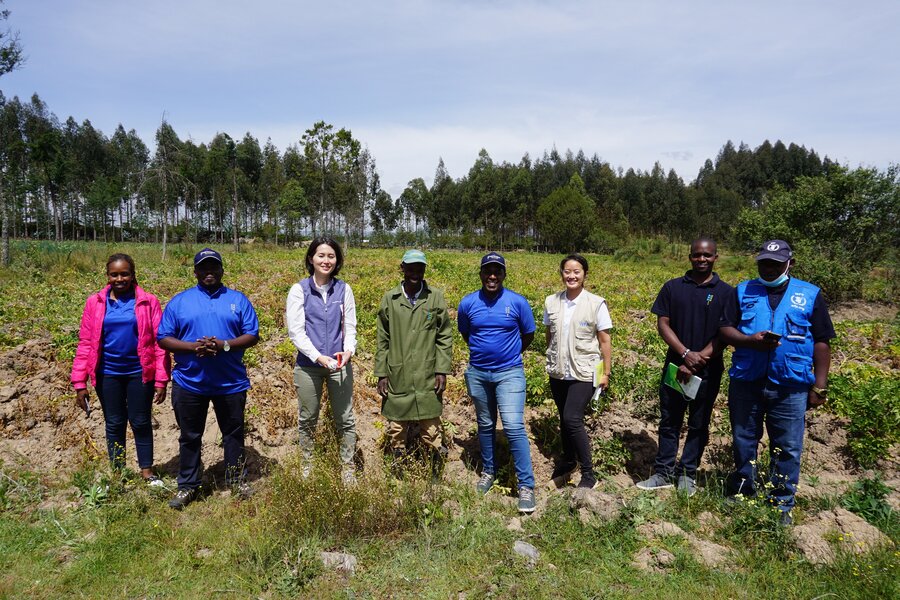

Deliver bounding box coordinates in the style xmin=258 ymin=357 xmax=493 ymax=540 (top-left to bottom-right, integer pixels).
xmin=727 ymin=379 xmax=807 ymax=510
xmin=465 ymin=365 xmax=534 ymax=489
xmin=95 ymin=373 xmax=155 ymax=469
xmin=171 ymin=383 xmax=247 ymax=490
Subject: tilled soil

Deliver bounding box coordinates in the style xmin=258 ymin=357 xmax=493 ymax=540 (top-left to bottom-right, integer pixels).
xmin=0 ymin=337 xmax=892 ymax=499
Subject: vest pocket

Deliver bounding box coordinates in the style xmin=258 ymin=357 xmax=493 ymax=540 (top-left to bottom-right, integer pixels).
xmin=784 ymin=312 xmax=810 ymax=342
xmin=783 ymin=353 xmax=815 ymax=384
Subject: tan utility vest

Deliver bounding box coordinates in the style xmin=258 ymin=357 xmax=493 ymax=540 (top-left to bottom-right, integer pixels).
xmin=544 ymin=290 xmax=606 ymax=382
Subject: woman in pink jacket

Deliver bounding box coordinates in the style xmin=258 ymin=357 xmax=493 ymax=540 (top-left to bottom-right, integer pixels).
xmin=71 ymin=254 xmax=170 ymax=484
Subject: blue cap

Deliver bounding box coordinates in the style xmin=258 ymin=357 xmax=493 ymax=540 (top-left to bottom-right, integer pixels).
xmin=194 ymin=248 xmax=223 ymax=266
xmin=401 ymin=249 xmax=427 ymax=265
xmin=757 ymin=240 xmax=793 ymax=262
xmin=480 ymin=252 xmax=506 ymax=269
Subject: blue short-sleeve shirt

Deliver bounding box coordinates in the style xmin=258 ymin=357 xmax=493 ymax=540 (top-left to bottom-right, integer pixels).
xmin=101 ymin=292 xmax=142 ymax=376
xmin=458 ymin=288 xmax=536 ymax=371
xmin=158 ymin=284 xmax=260 ymax=395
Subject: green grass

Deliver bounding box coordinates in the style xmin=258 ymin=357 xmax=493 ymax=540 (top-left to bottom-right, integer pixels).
xmin=0 ymin=240 xmax=897 ymax=597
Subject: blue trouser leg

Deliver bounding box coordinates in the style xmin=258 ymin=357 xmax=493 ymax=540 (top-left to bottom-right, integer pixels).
xmin=727 ymin=379 xmax=765 ymax=497
xmin=466 ymin=366 xmax=498 ymax=476
xmin=763 ymin=383 xmax=806 ymax=511
xmin=494 ymin=367 xmax=535 ymax=489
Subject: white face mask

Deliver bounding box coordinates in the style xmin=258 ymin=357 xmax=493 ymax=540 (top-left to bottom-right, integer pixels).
xmin=758 ymin=263 xmax=790 ymax=287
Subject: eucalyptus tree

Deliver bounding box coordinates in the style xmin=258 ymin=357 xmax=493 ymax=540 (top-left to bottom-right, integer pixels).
xmin=301 ymin=121 xmax=361 ymax=235
xmin=23 ymin=94 xmax=66 ymax=240
xmin=399 ymin=177 xmax=430 ymax=233
xmin=259 ymin=139 xmax=285 ymax=243
xmin=141 ymin=120 xmax=191 ymax=259
xmin=235 ymin=132 xmax=262 ymax=239
xmin=0 ymin=93 xmax=26 ymax=265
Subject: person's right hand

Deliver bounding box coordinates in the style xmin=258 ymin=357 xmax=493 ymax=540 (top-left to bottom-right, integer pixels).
xmin=747 ymin=331 xmax=781 ymax=352
xmin=377 ymin=377 xmax=388 ymax=398
xmin=195 ymin=337 xmax=218 ymax=357
xmin=76 ymin=388 xmax=90 ymax=413
xmin=676 ymin=364 xmax=694 ymax=383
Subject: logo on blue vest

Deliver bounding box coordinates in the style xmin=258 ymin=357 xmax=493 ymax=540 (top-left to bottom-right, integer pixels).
xmin=789 ymin=293 xmax=807 ymax=309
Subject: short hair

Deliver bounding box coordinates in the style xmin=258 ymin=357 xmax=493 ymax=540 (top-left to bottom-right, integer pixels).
xmin=690 ymin=237 xmax=717 ymax=254
xmin=559 ymin=253 xmax=589 ymax=274
xmin=304 ymin=236 xmax=344 ymax=277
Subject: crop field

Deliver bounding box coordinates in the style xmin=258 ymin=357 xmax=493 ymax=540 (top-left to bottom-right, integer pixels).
xmin=0 ymin=240 xmax=897 ymax=599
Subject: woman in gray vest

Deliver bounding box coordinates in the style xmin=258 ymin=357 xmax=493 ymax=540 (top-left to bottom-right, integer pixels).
xmin=543 ymin=254 xmax=612 ymax=489
xmin=286 ymin=237 xmax=358 ymax=484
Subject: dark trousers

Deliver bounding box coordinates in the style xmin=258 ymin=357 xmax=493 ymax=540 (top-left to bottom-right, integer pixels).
xmin=653 ymin=370 xmax=722 ymax=478
xmin=549 ymin=378 xmax=595 ymax=476
xmin=171 ymin=383 xmax=247 ymax=490
xmin=96 ymin=373 xmax=154 ymax=469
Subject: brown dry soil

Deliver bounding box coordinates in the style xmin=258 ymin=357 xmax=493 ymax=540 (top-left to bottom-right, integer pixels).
xmin=1 ymin=311 xmax=897 ymax=565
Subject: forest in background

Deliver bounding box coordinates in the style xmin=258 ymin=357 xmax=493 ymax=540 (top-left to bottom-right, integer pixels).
xmin=0 ymin=91 xmax=898 ymax=301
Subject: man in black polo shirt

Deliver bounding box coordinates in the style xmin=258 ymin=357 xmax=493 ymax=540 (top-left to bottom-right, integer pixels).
xmin=637 ymin=238 xmax=733 ymax=496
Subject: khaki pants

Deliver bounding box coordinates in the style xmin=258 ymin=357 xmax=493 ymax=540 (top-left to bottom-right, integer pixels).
xmin=387 ymin=418 xmax=442 ymax=451
xmin=294 ymin=365 xmax=356 ymax=464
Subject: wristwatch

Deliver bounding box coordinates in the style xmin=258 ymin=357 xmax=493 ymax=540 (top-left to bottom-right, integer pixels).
xmin=222 ymin=339 xmax=231 ymax=352
xmin=811 ymin=386 xmax=827 ymax=398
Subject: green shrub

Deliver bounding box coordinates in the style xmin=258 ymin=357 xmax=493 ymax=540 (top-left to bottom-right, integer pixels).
xmin=828 ymin=366 xmax=900 ymax=469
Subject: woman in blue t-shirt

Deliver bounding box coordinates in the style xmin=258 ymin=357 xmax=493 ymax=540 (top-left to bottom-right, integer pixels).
xmin=71 ymin=254 xmax=170 ymax=484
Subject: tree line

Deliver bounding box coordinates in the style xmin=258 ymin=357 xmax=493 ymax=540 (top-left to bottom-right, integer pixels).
xmin=2 ymin=91 xmax=848 ymax=253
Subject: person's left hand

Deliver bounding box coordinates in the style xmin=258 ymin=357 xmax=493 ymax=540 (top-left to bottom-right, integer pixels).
xmin=153 ymin=386 xmax=167 ymax=404
xmin=334 ymin=351 xmax=352 ymax=369
xmin=434 ymin=374 xmax=447 ymax=397
xmin=807 ymin=388 xmax=826 ymax=409
xmin=677 ymin=364 xmax=693 ymax=384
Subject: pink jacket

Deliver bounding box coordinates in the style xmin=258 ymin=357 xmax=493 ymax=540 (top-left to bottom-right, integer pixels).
xmin=70 ymin=285 xmax=171 ymax=389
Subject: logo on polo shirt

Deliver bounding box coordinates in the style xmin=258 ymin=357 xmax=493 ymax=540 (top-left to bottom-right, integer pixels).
xmin=790 ymin=292 xmax=807 ymax=309
xmin=231 ymin=303 xmax=236 ymax=313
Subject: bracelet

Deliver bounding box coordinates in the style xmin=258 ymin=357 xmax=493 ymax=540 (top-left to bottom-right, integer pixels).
xmin=681 ymin=348 xmax=690 ymax=359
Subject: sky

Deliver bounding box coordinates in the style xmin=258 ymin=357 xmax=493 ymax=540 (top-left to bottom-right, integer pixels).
xmin=2 ymin=0 xmax=898 ymax=197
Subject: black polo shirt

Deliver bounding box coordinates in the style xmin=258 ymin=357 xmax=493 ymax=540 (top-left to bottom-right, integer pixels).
xmin=719 ymin=279 xmax=836 ymax=343
xmin=651 ymin=271 xmax=733 ymax=375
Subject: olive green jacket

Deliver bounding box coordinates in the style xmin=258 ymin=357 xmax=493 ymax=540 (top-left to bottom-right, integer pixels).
xmin=374 ymin=281 xmax=453 ymax=421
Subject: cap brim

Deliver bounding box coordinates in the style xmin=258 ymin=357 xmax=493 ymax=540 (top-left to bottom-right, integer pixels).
xmin=756 ymin=253 xmax=789 ymax=262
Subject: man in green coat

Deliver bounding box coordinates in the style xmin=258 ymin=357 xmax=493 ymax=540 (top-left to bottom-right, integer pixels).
xmin=375 ymin=249 xmax=453 ymax=472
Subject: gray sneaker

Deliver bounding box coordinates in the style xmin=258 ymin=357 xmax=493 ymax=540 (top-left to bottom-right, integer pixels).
xmin=517 ymin=486 xmax=536 ymax=514
xmin=636 ymin=473 xmax=674 ymax=490
xmin=676 ymin=475 xmax=697 ymax=497
xmin=475 ymin=472 xmax=495 ymax=495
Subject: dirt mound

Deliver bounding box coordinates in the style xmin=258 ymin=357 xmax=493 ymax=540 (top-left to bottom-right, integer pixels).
xmin=0 ymin=337 xmax=891 ymax=509
xmin=792 ymin=507 xmax=895 ymax=565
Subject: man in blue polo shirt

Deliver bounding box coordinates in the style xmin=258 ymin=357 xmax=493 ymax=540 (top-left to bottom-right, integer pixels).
xmin=637 ymin=238 xmax=732 ymax=496
xmin=158 ymin=248 xmax=260 ymax=509
xmin=458 ymin=252 xmax=537 ymax=514
xmin=719 ymin=240 xmax=834 ymax=525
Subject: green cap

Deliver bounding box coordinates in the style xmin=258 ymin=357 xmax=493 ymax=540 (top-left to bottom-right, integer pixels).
xmin=401 ymin=249 xmax=427 ymax=265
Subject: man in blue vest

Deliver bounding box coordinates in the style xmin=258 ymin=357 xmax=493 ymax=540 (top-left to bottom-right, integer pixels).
xmin=719 ymin=240 xmax=834 ymax=525
xmin=158 ymin=248 xmax=260 ymax=509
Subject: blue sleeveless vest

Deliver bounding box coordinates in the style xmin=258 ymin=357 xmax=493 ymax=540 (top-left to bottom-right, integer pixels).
xmin=729 ymin=278 xmax=818 ymax=388
xmin=296 ymin=277 xmax=347 ymax=367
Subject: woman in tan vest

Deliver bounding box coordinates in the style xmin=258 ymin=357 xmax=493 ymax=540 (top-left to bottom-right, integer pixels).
xmin=543 ymin=254 xmax=612 ymax=489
